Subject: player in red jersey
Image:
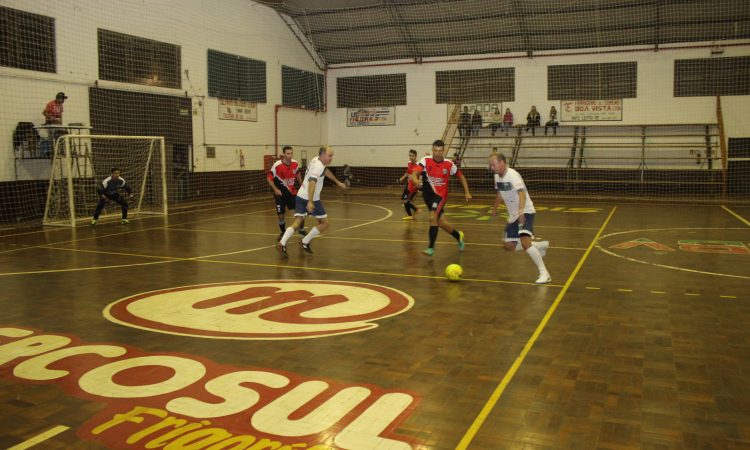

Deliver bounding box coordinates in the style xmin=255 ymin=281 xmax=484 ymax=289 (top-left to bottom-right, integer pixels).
xmin=267 ymin=146 xmax=306 ymax=240
xmin=398 ymin=149 xmax=421 ymax=220
xmin=410 ymin=139 xmax=472 ymax=256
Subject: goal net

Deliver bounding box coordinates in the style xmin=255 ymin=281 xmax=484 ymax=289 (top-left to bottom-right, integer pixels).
xmin=43 ymin=135 xmax=167 ymax=227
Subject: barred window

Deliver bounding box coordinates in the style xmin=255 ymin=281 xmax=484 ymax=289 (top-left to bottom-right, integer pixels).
xmin=0 ymin=6 xmax=55 ymax=73
xmin=675 ymin=57 xmax=750 ymax=97
xmin=98 ymin=29 xmax=181 ymax=89
xmin=436 ymin=68 xmax=515 ymax=103
xmin=208 ymin=49 xmax=266 ymax=102
xmin=548 ymin=62 xmax=637 ymax=99
xmin=282 ymin=66 xmax=324 ymax=110
xmin=337 ymin=74 xmax=406 ymax=108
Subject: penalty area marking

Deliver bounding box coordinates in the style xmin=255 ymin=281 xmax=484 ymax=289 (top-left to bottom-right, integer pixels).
xmin=8 ymin=425 xmax=70 ymax=450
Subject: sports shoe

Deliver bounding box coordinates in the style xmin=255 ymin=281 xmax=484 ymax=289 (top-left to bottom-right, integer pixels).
xmin=276 ymin=242 xmax=288 ymax=258
xmin=90 ymin=219 xmax=97 ymax=226
xmin=402 ymin=216 xmax=414 ymax=220
xmin=535 ymin=272 xmax=552 ymax=284
xmin=121 ymin=219 xmax=130 ymax=224
xmin=298 ymin=228 xmax=308 ymax=236
xmin=423 ymin=248 xmax=434 ymax=256
xmin=536 ymin=240 xmax=549 ymax=257
xmin=299 ymin=241 xmax=313 ymax=254
xmin=457 ymin=230 xmax=465 ymax=251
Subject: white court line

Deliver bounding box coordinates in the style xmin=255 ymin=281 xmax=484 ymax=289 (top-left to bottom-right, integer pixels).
xmin=8 ymin=425 xmax=70 ymax=450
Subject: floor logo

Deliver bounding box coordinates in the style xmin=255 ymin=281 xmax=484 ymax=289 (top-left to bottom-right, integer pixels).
xmin=104 ymin=280 xmax=415 ymax=340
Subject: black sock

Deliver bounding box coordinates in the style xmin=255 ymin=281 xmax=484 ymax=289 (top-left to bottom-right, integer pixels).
xmin=408 ymin=202 xmax=417 ymax=212
xmin=278 ymin=222 xmax=285 ymax=233
xmin=429 ymin=226 xmax=438 ymax=248
xmin=451 ymin=229 xmax=461 ymax=241
xmin=403 ymin=203 xmax=412 ymax=216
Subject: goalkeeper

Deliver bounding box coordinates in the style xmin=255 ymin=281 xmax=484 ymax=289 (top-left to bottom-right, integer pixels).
xmin=91 ymin=167 xmax=133 ymax=225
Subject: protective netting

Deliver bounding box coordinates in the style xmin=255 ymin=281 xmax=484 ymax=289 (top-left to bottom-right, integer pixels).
xmin=1 ymin=1 xmax=749 ymax=230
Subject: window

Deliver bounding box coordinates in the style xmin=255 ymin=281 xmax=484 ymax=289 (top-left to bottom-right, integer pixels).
xmin=282 ymin=66 xmax=324 ymax=110
xmin=436 ymin=68 xmax=515 ymax=104
xmin=207 ymin=49 xmax=266 ymax=102
xmin=98 ymin=29 xmax=181 ymax=89
xmin=0 ymin=6 xmax=55 ymax=73
xmin=675 ymin=57 xmax=750 ymax=97
xmin=548 ymin=62 xmax=637 ymax=100
xmin=337 ymin=74 xmax=406 ymax=108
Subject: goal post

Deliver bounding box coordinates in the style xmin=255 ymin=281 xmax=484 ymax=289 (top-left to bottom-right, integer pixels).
xmin=43 ymin=135 xmax=167 ymax=227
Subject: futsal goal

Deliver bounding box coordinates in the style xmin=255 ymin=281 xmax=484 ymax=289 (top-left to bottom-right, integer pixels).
xmin=43 ymin=135 xmax=167 ymax=227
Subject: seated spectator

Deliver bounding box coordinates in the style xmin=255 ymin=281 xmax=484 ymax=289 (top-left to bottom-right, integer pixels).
xmin=545 ymin=106 xmax=559 ymax=135
xmin=525 ymin=106 xmax=541 ymax=135
xmin=471 ymin=109 xmax=483 ymax=136
xmin=502 ymin=107 xmax=514 ymax=136
xmin=342 ymin=164 xmax=353 ymax=188
xmin=490 ymin=107 xmax=501 ymax=136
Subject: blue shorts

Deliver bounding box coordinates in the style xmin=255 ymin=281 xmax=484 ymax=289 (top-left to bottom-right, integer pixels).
xmin=294 ymin=196 xmax=327 ymax=219
xmin=504 ymin=213 xmax=535 ymax=241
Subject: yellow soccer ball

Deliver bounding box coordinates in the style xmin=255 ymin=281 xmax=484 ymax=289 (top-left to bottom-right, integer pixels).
xmin=445 ymin=264 xmax=463 ymax=281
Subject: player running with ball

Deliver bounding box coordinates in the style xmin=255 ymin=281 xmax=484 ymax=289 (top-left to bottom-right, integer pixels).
xmin=489 ymin=152 xmax=551 ymax=284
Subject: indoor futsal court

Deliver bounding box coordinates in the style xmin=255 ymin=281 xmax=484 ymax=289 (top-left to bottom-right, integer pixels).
xmin=2 ymin=0 xmax=750 ymax=449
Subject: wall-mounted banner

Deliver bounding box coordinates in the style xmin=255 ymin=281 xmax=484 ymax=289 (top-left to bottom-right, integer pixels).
xmin=447 ymin=103 xmax=503 ymax=125
xmin=347 ymin=107 xmax=396 ymax=126
xmin=560 ymin=99 xmax=622 ymax=122
xmin=219 ymin=98 xmax=257 ymax=122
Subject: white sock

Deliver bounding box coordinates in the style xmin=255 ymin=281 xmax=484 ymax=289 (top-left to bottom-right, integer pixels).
xmin=532 ymin=240 xmax=549 ymax=256
xmin=279 ymin=227 xmax=295 ymax=245
xmin=526 ymin=245 xmax=549 ymax=274
xmin=302 ymin=226 xmax=320 ymax=244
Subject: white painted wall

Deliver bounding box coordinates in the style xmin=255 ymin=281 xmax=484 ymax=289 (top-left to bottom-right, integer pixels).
xmin=0 ymin=0 xmax=325 ymax=181
xmin=327 ymin=43 xmax=750 ymax=167
xmin=2 ymin=0 xmax=748 ymax=178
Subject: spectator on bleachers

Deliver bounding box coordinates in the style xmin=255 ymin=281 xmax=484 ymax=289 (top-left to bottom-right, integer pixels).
xmin=459 ymin=106 xmax=471 ymax=138
xmin=471 ymin=109 xmax=483 ymax=136
xmin=490 ymin=107 xmax=501 ymax=136
xmin=525 ymin=106 xmax=541 ymax=136
xmin=545 ymin=106 xmax=559 ymax=135
xmin=502 ymin=108 xmax=514 ymax=136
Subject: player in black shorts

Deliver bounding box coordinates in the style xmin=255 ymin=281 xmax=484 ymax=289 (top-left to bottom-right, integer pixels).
xmin=267 ymin=146 xmax=306 ymax=240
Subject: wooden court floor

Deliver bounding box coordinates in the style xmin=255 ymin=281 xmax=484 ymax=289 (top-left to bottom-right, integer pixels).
xmin=0 ymin=194 xmax=748 ymax=450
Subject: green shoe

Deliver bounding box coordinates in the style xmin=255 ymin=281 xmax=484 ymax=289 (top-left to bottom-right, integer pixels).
xmin=121 ymin=219 xmax=130 ymax=224
xmin=458 ymin=230 xmax=465 ymax=251
xmin=90 ymin=219 xmax=97 ymax=226
xmin=423 ymin=247 xmax=434 ymax=256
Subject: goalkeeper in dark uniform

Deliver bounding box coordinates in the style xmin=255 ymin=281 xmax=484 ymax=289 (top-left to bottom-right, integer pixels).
xmin=91 ymin=167 xmax=133 ymax=225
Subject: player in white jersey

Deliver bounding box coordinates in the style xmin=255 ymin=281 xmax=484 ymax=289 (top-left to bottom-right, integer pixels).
xmin=489 ymin=153 xmax=551 ymax=284
xmin=276 ymin=146 xmax=347 ymax=257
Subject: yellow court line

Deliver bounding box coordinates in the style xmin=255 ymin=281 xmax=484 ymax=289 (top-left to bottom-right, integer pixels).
xmin=721 ymin=205 xmax=750 ymax=227
xmin=617 ymin=288 xmax=633 ymax=292
xmin=0 ymin=205 xmax=275 ymax=256
xmin=0 ymin=198 xmax=268 ymax=239
xmin=684 ymin=293 xmax=700 ymax=296
xmin=720 ymin=295 xmax=737 ymax=299
xmin=585 ymin=286 xmax=600 ymax=290
xmin=651 ymin=291 xmax=666 ymax=294
xmin=168 ymin=226 xmax=588 ymax=251
xmin=8 ymin=425 xmax=70 ymax=450
xmin=455 ymin=206 xmax=617 ymax=450
xmin=24 ymin=245 xmax=564 ymax=288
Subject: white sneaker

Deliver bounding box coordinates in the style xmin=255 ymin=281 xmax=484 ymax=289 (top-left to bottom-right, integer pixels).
xmin=536 ymin=240 xmax=549 ymax=257
xmin=535 ymin=272 xmax=551 ymax=284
